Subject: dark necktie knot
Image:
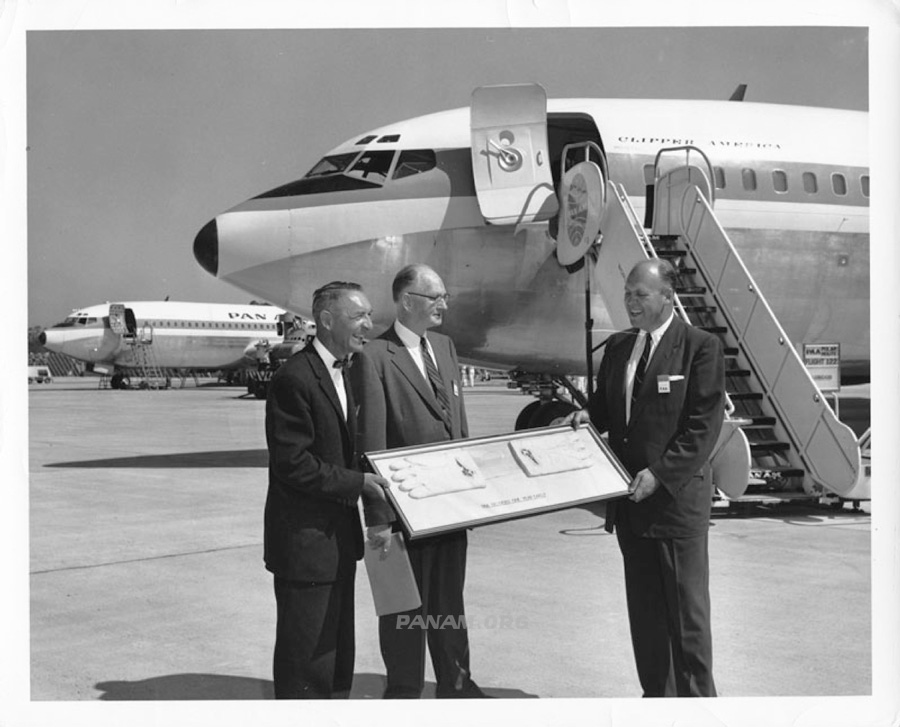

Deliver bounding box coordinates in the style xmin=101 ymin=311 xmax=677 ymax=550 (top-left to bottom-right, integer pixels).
xmin=333 ymin=356 xmax=351 ymax=370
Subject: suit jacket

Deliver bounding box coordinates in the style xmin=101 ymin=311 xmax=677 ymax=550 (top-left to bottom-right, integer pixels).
xmin=590 ymin=316 xmax=725 ymax=538
xmin=264 ymin=345 xmax=365 ymax=582
xmin=351 ymin=325 xmax=468 ymax=528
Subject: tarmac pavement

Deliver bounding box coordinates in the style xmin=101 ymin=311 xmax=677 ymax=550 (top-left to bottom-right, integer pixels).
xmin=25 ymin=379 xmax=874 ymax=708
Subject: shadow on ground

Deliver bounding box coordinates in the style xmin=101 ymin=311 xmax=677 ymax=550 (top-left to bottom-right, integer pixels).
xmin=94 ymin=673 xmax=534 ymax=700
xmin=46 ymin=449 xmax=267 ymax=469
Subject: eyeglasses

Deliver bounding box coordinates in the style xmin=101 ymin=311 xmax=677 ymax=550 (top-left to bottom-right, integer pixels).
xmin=406 ymin=291 xmax=451 ymax=304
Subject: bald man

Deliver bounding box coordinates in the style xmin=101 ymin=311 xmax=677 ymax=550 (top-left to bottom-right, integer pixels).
xmin=569 ymin=258 xmax=725 ymax=697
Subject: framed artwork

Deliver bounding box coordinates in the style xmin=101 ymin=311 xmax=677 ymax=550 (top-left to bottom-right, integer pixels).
xmin=365 ymin=424 xmax=630 ymax=539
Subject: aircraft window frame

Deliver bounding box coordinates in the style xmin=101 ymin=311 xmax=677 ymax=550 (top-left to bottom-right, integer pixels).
xmin=344 ymin=150 xmax=396 ymax=185
xmin=642 ymin=164 xmax=654 ymax=186
xmin=802 ymin=171 xmax=818 ymax=194
xmin=772 ymin=170 xmax=788 ymax=194
xmin=741 ymin=168 xmax=757 ymax=192
xmin=377 ymin=134 xmax=400 ymax=143
xmin=831 ymin=172 xmax=848 ymax=196
xmin=304 ymin=152 xmax=362 ymax=179
xmin=860 ymin=174 xmax=870 ymax=197
xmin=356 ymin=135 xmax=377 ymax=145
xmin=392 ymin=149 xmax=437 ymax=181
xmin=713 ymin=167 xmax=726 ymax=190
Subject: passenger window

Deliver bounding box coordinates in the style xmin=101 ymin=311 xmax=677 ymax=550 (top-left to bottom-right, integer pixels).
xmin=392 ymin=150 xmax=437 ymax=180
xmin=860 ymin=174 xmax=870 ymax=197
xmin=742 ymin=168 xmax=757 ymax=191
xmin=832 ymin=173 xmax=847 ymax=196
xmin=713 ymin=167 xmax=726 ymax=189
xmin=802 ymin=172 xmax=818 ymax=194
xmin=772 ymin=170 xmax=788 ymax=193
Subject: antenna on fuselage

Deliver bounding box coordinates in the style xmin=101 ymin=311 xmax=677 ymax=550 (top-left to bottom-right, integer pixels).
xmin=728 ymin=84 xmax=747 ymax=101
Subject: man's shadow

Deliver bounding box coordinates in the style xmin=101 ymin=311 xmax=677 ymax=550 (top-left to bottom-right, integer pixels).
xmin=94 ymin=673 xmax=535 ymax=699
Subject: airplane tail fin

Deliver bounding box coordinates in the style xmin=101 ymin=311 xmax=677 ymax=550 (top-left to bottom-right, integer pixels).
xmin=728 ymin=84 xmax=747 ymax=101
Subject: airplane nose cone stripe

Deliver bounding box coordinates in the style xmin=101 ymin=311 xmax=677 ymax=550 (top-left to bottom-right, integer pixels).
xmin=194 ymin=219 xmax=219 ymax=276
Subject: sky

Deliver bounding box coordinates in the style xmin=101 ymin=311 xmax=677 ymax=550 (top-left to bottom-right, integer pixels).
xmin=3 ymin=3 xmax=900 ymax=727
xmin=23 ymin=24 xmax=869 ymax=326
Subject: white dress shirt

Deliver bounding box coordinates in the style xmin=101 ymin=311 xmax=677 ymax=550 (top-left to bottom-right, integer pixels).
xmin=625 ymin=310 xmax=675 ymax=424
xmin=393 ymin=320 xmax=438 ymax=384
xmin=312 ymin=337 xmax=347 ymax=419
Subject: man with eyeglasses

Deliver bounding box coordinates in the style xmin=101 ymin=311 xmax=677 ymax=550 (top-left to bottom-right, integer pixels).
xmin=352 ymin=263 xmax=489 ymax=699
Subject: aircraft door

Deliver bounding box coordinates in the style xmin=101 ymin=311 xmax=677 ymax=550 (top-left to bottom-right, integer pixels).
xmin=470 ymin=83 xmax=559 ymax=225
xmin=651 ymin=147 xmax=715 ymax=237
xmin=108 ymin=304 xmax=128 ymax=335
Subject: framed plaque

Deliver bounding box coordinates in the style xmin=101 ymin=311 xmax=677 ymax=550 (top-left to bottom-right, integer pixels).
xmin=365 ymin=424 xmax=630 ymax=539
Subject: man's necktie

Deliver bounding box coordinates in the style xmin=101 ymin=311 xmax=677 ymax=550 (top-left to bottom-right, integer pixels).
xmin=420 ymin=337 xmax=451 ymax=415
xmin=332 ymin=357 xmax=351 ymax=369
xmin=631 ymin=334 xmax=653 ymax=406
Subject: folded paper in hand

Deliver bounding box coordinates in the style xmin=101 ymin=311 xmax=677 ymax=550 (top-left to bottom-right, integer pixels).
xmin=363 ymin=532 xmax=421 ymax=616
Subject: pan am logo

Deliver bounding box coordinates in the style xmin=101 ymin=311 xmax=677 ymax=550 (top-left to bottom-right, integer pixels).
xmin=227 ymin=312 xmax=269 ymax=320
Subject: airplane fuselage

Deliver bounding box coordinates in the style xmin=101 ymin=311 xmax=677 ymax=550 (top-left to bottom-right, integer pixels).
xmin=41 ymin=301 xmax=289 ymax=371
xmin=194 ymin=97 xmax=868 ymax=380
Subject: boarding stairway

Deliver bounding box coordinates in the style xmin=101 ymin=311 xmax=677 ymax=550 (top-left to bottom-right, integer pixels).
xmin=574 ymin=146 xmax=861 ymax=502
xmin=124 ymin=326 xmax=170 ymax=390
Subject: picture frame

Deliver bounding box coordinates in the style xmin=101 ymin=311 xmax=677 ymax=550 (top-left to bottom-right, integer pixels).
xmin=365 ymin=424 xmax=631 ymax=539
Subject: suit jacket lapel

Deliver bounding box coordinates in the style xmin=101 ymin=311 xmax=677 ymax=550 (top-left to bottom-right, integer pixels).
xmin=307 ymin=347 xmax=351 ymax=438
xmin=382 ymin=327 xmax=446 ymax=421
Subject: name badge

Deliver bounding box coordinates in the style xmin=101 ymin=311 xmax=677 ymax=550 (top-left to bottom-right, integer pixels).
xmin=452 ymin=381 xmax=460 ymax=397
xmin=657 ymin=374 xmax=684 ymax=394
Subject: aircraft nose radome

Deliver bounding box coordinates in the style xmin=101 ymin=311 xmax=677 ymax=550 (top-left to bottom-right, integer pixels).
xmin=193 ymin=219 xmax=219 ymax=276
xmin=38 ymin=331 xmax=47 ymax=346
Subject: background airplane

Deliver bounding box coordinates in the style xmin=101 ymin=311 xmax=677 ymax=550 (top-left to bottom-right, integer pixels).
xmin=39 ymin=300 xmax=310 ymax=389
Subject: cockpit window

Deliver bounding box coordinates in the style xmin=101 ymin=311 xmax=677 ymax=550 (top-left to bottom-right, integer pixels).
xmin=304 ymin=153 xmax=361 ymax=178
xmin=54 ymin=315 xmax=93 ymax=328
xmin=344 ymin=151 xmax=395 ymax=184
xmin=392 ymin=150 xmax=437 ymax=180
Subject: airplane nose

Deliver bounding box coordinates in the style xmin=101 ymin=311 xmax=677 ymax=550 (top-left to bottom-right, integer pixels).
xmin=193 ymin=219 xmax=219 ymax=276
xmin=38 ymin=331 xmax=47 ymax=346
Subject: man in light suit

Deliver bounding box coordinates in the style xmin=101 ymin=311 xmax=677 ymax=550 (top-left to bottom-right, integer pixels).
xmin=352 ymin=264 xmax=488 ymax=699
xmin=568 ymin=258 xmax=725 ymax=697
xmin=264 ymin=281 xmax=389 ymax=699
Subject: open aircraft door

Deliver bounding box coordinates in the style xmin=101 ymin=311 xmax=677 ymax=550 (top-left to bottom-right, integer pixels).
xmin=108 ymin=304 xmax=128 ymax=335
xmin=470 ymin=83 xmax=558 ymax=225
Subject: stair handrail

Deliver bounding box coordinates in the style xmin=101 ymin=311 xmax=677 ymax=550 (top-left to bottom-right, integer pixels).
xmin=653 ymin=145 xmax=716 ymax=207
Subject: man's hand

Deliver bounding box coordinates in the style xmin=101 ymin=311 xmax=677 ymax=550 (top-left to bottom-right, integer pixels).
xmin=362 ymin=473 xmax=389 ymax=501
xmin=558 ymin=409 xmax=591 ymax=429
xmin=366 ymin=524 xmax=392 ymax=556
xmin=628 ymin=468 xmax=660 ymax=502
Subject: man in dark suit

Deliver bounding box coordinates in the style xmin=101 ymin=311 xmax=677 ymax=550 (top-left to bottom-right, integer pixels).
xmin=264 ymin=281 xmax=389 ymax=699
xmin=352 ymin=263 xmax=487 ymax=699
xmin=568 ymin=258 xmax=725 ymax=697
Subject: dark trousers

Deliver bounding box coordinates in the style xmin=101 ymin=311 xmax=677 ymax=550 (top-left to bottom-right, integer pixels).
xmin=273 ymin=569 xmax=356 ymax=699
xmin=616 ymin=527 xmax=716 ymax=698
xmin=378 ymin=530 xmax=474 ymax=698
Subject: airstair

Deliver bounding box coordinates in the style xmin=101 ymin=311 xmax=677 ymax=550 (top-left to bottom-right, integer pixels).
xmin=565 ymin=145 xmax=861 ymax=503
xmin=124 ymin=325 xmax=170 ymax=390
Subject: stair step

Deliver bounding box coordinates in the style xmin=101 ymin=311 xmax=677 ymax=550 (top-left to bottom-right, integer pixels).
xmin=676 ymin=286 xmax=707 ymax=295
xmin=742 ymin=416 xmax=777 ymax=428
xmin=724 ymin=347 xmax=740 ymax=357
xmin=699 ymin=325 xmax=728 ymax=334
xmin=749 ymin=440 xmax=791 ymax=452
xmin=683 ymin=305 xmax=716 ymax=313
xmin=655 ymin=249 xmax=687 ymax=258
xmin=729 ymin=391 xmax=763 ymax=401
xmin=725 ymin=369 xmax=751 ymax=378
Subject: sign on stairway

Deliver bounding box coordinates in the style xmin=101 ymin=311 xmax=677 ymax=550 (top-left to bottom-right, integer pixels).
xmin=803 ymin=343 xmax=841 ymax=393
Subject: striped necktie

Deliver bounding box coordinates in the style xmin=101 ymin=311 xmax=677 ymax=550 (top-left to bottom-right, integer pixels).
xmin=421 ymin=336 xmax=451 ymax=416
xmin=631 ymin=333 xmax=653 ymax=406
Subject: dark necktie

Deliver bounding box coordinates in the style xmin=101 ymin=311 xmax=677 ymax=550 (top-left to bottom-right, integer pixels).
xmin=631 ymin=334 xmax=653 ymax=406
xmin=420 ymin=337 xmax=451 ymax=416
xmin=332 ymin=357 xmax=351 ymax=369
